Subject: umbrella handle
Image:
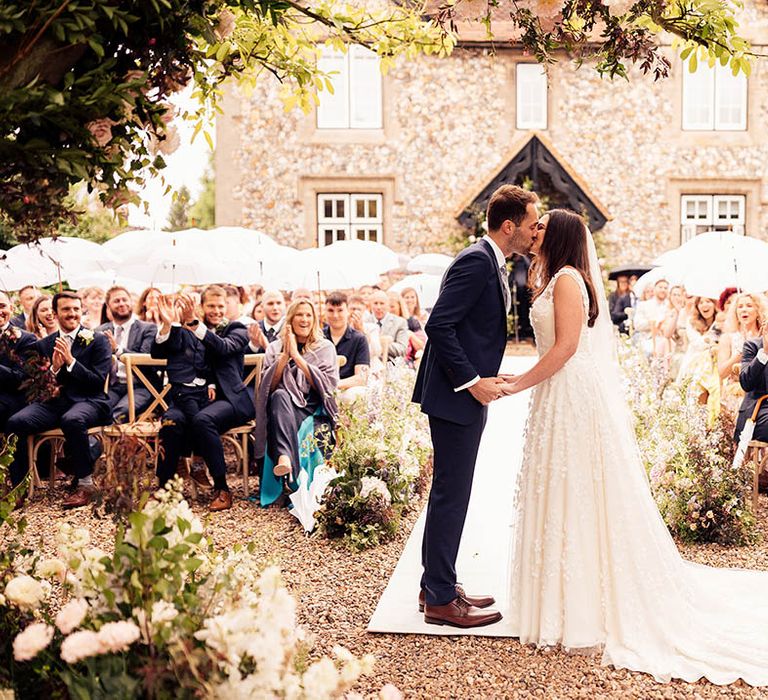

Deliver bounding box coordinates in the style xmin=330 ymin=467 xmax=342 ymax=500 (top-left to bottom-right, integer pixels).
xmin=751 ymin=394 xmax=768 ymax=422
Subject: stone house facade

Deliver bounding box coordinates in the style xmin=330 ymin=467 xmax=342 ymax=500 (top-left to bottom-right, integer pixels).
xmin=215 ymin=2 xmax=768 ymax=264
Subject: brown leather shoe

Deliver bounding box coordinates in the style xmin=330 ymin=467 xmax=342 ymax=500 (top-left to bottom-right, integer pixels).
xmin=62 ymin=486 xmax=95 ymax=510
xmin=210 ymin=489 xmax=233 ymax=512
xmin=424 ymin=596 xmax=502 ymax=628
xmin=418 ymin=585 xmax=495 ymax=613
xmin=190 ymin=467 xmax=212 ymax=489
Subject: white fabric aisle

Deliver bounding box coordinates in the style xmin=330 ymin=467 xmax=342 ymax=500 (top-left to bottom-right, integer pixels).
xmin=368 ymin=356 xmax=535 ymax=636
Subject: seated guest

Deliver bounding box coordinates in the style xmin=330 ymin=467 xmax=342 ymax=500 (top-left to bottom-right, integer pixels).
xmin=632 ymin=279 xmax=669 ymax=355
xmin=151 ymin=287 xmax=253 ymax=512
xmin=136 ymin=287 xmax=162 ymax=324
xmin=737 ymin=326 xmax=768 ymax=450
xmin=7 ymin=292 xmax=112 ymax=508
xmin=97 ymin=286 xmax=157 ymax=424
xmin=0 ymin=291 xmax=37 ymax=431
xmin=323 ymin=291 xmax=370 ymax=403
xmin=79 ymin=286 xmax=106 ymax=329
xmin=390 ymin=291 xmax=427 ymax=365
xmin=249 ymin=297 xmax=264 ymax=323
xmin=247 ymin=290 xmax=285 ymax=354
xmin=349 ymin=294 xmax=383 ymax=376
xmin=401 ymin=286 xmax=428 ymax=327
xmin=26 ymin=295 xmax=58 ymax=339
xmin=254 ymin=299 xmax=339 ymax=507
xmin=608 ymin=274 xmax=634 ymax=332
xmin=11 ymin=285 xmax=41 ymax=330
xmin=370 ymin=290 xmax=409 ymax=361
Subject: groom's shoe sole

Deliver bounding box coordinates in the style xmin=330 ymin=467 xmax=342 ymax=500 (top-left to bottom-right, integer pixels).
xmin=418 ymin=587 xmax=495 ymax=613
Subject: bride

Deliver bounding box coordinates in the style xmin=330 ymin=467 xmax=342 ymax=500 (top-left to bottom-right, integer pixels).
xmin=501 ymin=208 xmax=768 ymax=686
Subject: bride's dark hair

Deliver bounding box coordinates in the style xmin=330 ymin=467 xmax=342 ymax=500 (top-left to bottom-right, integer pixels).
xmin=528 ymin=208 xmax=599 ymax=328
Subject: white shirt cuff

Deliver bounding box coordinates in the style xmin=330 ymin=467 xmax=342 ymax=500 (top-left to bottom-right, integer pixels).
xmin=156 ymin=329 xmax=170 ymax=343
xmin=757 ymin=349 xmax=768 ymax=365
xmin=454 ymin=375 xmax=480 ymax=392
xmin=248 ymin=341 xmax=261 ymax=353
xmin=193 ymin=323 xmax=207 ymax=340
xmin=66 ymin=359 xmax=76 ymax=372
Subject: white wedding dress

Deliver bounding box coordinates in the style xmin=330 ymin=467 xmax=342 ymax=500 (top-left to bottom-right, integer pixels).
xmin=509 ymin=266 xmax=768 ymax=686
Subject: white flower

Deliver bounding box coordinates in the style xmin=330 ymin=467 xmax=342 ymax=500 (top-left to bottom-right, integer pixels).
xmin=302 ymin=657 xmax=340 ymax=698
xmin=359 ymin=476 xmax=391 ymax=505
xmin=13 ymin=623 xmax=54 ymax=662
xmin=61 ymin=630 xmax=105 ymax=663
xmin=379 ymin=684 xmax=404 ymax=700
xmin=5 ymin=575 xmax=47 ymax=611
xmin=151 ymin=600 xmax=178 ymax=626
xmin=56 ymin=599 xmax=89 ymax=635
xmin=35 ymin=558 xmax=67 ymax=582
xmin=98 ymin=620 xmax=141 ymax=653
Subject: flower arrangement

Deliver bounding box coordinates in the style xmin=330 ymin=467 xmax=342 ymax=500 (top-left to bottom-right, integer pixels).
xmin=618 ymin=340 xmax=757 ymax=545
xmin=0 ymin=457 xmax=378 ymax=698
xmin=317 ymin=364 xmax=433 ymax=550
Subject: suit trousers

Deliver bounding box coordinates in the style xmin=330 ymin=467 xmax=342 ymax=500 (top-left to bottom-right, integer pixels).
xmin=421 ymin=411 xmax=487 ymax=607
xmin=7 ymin=396 xmax=108 ymax=485
xmin=156 ymin=385 xmax=208 ymax=485
xmin=107 ymin=384 xmax=152 ymax=424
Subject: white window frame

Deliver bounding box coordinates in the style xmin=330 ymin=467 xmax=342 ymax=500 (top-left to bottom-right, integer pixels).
xmin=516 ymin=63 xmax=548 ymax=130
xmin=316 ymin=46 xmax=383 ymax=130
xmin=317 ymin=193 xmax=383 ymax=246
xmin=680 ymin=194 xmax=745 ymax=242
xmin=682 ymin=63 xmax=747 ymax=131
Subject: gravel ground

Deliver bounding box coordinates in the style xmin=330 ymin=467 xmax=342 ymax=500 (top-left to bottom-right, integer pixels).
xmin=7 ymin=475 xmax=768 ymax=700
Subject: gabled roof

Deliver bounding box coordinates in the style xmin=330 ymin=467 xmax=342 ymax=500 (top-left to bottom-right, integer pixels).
xmin=455 ymin=131 xmax=612 ymax=230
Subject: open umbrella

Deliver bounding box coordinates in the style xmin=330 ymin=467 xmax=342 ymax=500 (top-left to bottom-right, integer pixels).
xmin=0 ymin=249 xmax=60 ymax=289
xmin=123 ymin=245 xmax=230 ymax=288
xmin=312 ymin=240 xmax=400 ymax=279
xmin=291 ymin=248 xmax=377 ymax=290
xmin=388 ymin=273 xmax=442 ymax=310
xmin=733 ymin=395 xmax=768 ymax=473
xmin=608 ymin=264 xmax=655 ymax=281
xmin=406 ymin=253 xmax=454 ymax=276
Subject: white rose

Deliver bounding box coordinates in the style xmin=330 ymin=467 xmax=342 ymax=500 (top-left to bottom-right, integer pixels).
xmin=61 ymin=630 xmax=105 ymax=663
xmin=5 ymin=575 xmax=47 ymax=611
xmin=13 ymin=623 xmax=54 ymax=662
xmin=56 ymin=598 xmax=89 ymax=635
xmin=150 ymin=600 xmax=178 ymax=626
xmin=98 ymin=620 xmax=141 ymax=653
xmin=360 ymin=476 xmax=391 ymax=505
xmin=36 ymin=558 xmax=67 ymax=582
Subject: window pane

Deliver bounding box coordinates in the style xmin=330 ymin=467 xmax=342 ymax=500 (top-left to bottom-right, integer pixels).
xmin=336 ymin=198 xmax=345 ymax=219
xmin=356 ymin=199 xmax=365 ymax=218
xmin=324 ymin=200 xmax=333 ymax=218
xmin=349 ymin=45 xmax=383 ymax=129
xmin=682 ymin=65 xmax=715 ymax=130
xmin=369 ymin=198 xmax=377 ymax=219
xmin=317 ymin=49 xmax=349 ymax=129
xmin=516 ymin=64 xmax=548 ymax=130
xmin=715 ymin=65 xmax=747 ymax=130
xmin=324 ymin=229 xmax=333 ymax=246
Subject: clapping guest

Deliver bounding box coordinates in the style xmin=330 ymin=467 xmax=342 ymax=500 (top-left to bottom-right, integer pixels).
xmin=7 ymin=292 xmax=112 ymax=508
xmin=370 ymin=290 xmax=409 ymax=360
xmin=0 ymin=291 xmax=37 ymax=432
xmin=349 ymin=294 xmax=383 ymax=375
xmin=717 ymin=287 xmax=739 ymax=333
xmin=323 ymin=292 xmax=369 ymax=403
xmin=97 ymin=286 xmax=157 ymax=424
xmin=246 ymin=290 xmax=285 ymax=354
xmin=10 ymin=285 xmax=41 ymax=330
xmin=26 ymin=295 xmax=58 ymax=339
xmin=136 ymin=287 xmax=162 ymax=324
xmin=152 ymin=286 xmax=253 ymax=512
xmin=254 ymin=299 xmax=338 ymax=507
xmin=632 ymin=279 xmax=669 ymax=355
xmin=401 ymin=287 xmax=428 ymax=326
xmin=79 ymin=286 xmax=106 ymax=329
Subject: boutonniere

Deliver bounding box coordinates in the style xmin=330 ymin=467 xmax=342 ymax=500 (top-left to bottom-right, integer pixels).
xmin=6 ymin=326 xmax=21 ymax=340
xmin=78 ymin=328 xmax=95 ymax=346
xmin=215 ymin=320 xmax=229 ymax=335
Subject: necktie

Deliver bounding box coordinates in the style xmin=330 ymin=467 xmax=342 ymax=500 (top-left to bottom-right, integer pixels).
xmin=265 ymin=327 xmax=275 ymax=342
xmin=114 ymin=324 xmax=124 ymax=347
xmin=377 ymin=319 xmax=383 ymax=328
xmin=500 ymin=265 xmax=511 ymax=313
xmin=114 ymin=325 xmax=126 ymax=381
xmin=63 ymin=333 xmax=74 ymax=348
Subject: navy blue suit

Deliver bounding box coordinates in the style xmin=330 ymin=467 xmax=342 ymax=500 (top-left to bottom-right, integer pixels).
xmin=9 ymin=313 xmax=26 ymax=330
xmin=0 ymin=326 xmax=37 ymax=429
xmin=737 ymin=339 xmax=768 ymax=443
xmin=412 ymin=238 xmax=508 ymax=606
xmin=97 ymin=319 xmax=158 ymax=422
xmin=153 ymin=322 xmax=253 ymax=488
xmin=7 ymin=328 xmax=112 ymax=485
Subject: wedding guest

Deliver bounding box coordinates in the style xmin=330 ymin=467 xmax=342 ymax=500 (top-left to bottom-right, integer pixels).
xmin=6 ymin=292 xmax=112 ymax=508
xmin=254 ymin=299 xmax=338 ymax=507
xmin=349 ymin=293 xmax=383 ymax=375
xmin=10 ymin=285 xmax=41 ymax=330
xmin=370 ymin=289 xmax=409 ymax=360
xmin=358 ymin=285 xmax=375 ymax=311
xmin=736 ymin=321 xmax=768 ymax=445
xmin=660 ymin=285 xmax=689 ymax=373
xmin=633 ymin=279 xmax=669 ymax=355
xmin=79 ymin=286 xmax=106 ymax=328
xmin=718 ymin=292 xmax=766 ymax=417
xmin=0 ymin=291 xmax=37 ymax=432
xmin=249 ymin=297 xmax=264 ymax=323
xmin=136 ymin=287 xmax=162 ymax=324
xmin=389 ymin=291 xmax=426 ymax=366
xmin=26 ymin=295 xmax=58 ymax=339
xmin=97 ymin=286 xmax=157 ymax=424
xmin=717 ymin=286 xmax=739 ymax=333
xmin=291 ymin=288 xmax=313 ymax=303
xmin=152 ymin=286 xmax=253 ymax=512
xmin=609 ymin=275 xmax=635 ymax=333
xmin=401 ymin=287 xmax=428 ymax=325
xmin=247 ymin=290 xmax=285 ymax=353
xmin=323 ymin=292 xmax=369 ymax=403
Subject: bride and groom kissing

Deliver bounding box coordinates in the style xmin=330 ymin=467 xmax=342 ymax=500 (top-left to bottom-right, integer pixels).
xmin=412 ymin=184 xmax=768 ymax=686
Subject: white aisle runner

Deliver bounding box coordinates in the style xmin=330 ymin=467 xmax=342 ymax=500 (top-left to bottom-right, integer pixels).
xmin=368 ymin=356 xmax=535 ymax=636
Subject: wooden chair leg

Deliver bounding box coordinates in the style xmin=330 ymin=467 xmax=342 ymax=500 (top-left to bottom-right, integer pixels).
xmin=26 ymin=435 xmax=36 ymax=499
xmin=754 ymin=452 xmax=760 ymax=511
xmin=241 ymin=432 xmax=249 ymax=499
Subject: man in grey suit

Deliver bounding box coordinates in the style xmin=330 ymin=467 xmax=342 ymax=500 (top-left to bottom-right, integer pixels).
xmin=97 ymin=286 xmax=157 ymax=423
xmin=370 ymin=290 xmax=409 ymax=360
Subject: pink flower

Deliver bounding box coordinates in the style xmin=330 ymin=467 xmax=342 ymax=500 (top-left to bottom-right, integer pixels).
xmin=86 ymin=118 xmax=116 ymax=147
xmin=158 ymin=125 xmax=180 ymax=155
xmin=215 ymin=9 xmax=236 ymax=40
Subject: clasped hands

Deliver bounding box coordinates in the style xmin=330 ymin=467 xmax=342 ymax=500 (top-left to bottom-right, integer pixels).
xmin=157 ymin=294 xmax=200 ymax=329
xmin=280 ymin=324 xmax=302 ymax=362
xmin=51 ymin=336 xmax=74 ymax=372
xmin=468 ymin=374 xmax=520 ymax=406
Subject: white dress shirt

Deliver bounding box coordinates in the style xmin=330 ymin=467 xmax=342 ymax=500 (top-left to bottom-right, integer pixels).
xmin=112 ymin=316 xmax=136 ymax=382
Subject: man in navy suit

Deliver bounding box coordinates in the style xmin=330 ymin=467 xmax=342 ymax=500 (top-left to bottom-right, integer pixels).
xmin=412 ymin=184 xmax=540 ymax=628
xmin=737 ymin=329 xmax=768 ymax=446
xmin=9 ymin=285 xmax=40 ymax=330
xmin=246 ymin=290 xmax=285 ymax=353
xmin=0 ymin=291 xmax=37 ymax=431
xmin=152 ymin=286 xmax=253 ymax=512
xmin=6 ymin=291 xmax=112 ymax=507
xmin=97 ymin=286 xmax=157 ymax=423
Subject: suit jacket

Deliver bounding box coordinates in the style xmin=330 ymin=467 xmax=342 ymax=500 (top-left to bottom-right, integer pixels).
xmin=0 ymin=327 xmax=37 ymax=414
xmin=36 ymin=328 xmax=112 ymax=409
xmin=412 ymin=238 xmax=507 ymax=425
xmin=9 ymin=313 xmax=26 ymax=330
xmin=377 ymin=313 xmax=409 ymax=359
xmin=736 ymin=338 xmax=768 ymax=439
xmin=246 ymin=319 xmax=283 ymax=355
xmin=150 ymin=325 xmax=208 ymax=386
xmin=97 ymin=319 xmax=158 ymax=387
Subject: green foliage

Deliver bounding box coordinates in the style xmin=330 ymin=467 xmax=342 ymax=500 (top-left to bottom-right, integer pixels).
xmin=165 ymin=185 xmax=191 ymax=232
xmin=188 ymin=159 xmax=215 ymax=230
xmin=57 ymin=184 xmax=128 ymax=244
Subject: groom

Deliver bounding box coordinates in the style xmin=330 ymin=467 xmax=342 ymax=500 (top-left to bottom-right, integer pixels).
xmin=412 ymin=184 xmax=540 ymax=628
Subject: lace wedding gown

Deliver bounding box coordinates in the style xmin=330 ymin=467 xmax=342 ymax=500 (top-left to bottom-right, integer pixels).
xmin=509 ymin=267 xmax=768 ymax=685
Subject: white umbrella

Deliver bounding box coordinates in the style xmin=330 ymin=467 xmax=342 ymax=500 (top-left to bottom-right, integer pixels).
xmin=633 ymin=267 xmax=680 ymax=299
xmin=0 ymin=249 xmax=60 ymax=289
xmin=65 ymin=269 xmax=158 ymax=294
xmin=406 ymin=253 xmax=454 ymax=275
xmin=194 ymin=226 xmax=278 ymax=248
xmin=102 ymin=229 xmax=179 ymax=262
xmin=6 ymin=237 xmax=118 ymax=283
xmin=313 ymin=240 xmax=400 ymax=278
xmin=389 ymin=273 xmax=443 ymax=310
xmin=290 ymin=248 xmax=377 ymax=290
xmin=123 ymin=245 xmax=230 ymax=288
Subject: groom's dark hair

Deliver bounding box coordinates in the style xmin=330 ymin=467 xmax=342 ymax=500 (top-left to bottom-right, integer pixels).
xmin=486 ymin=185 xmax=538 ymax=232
